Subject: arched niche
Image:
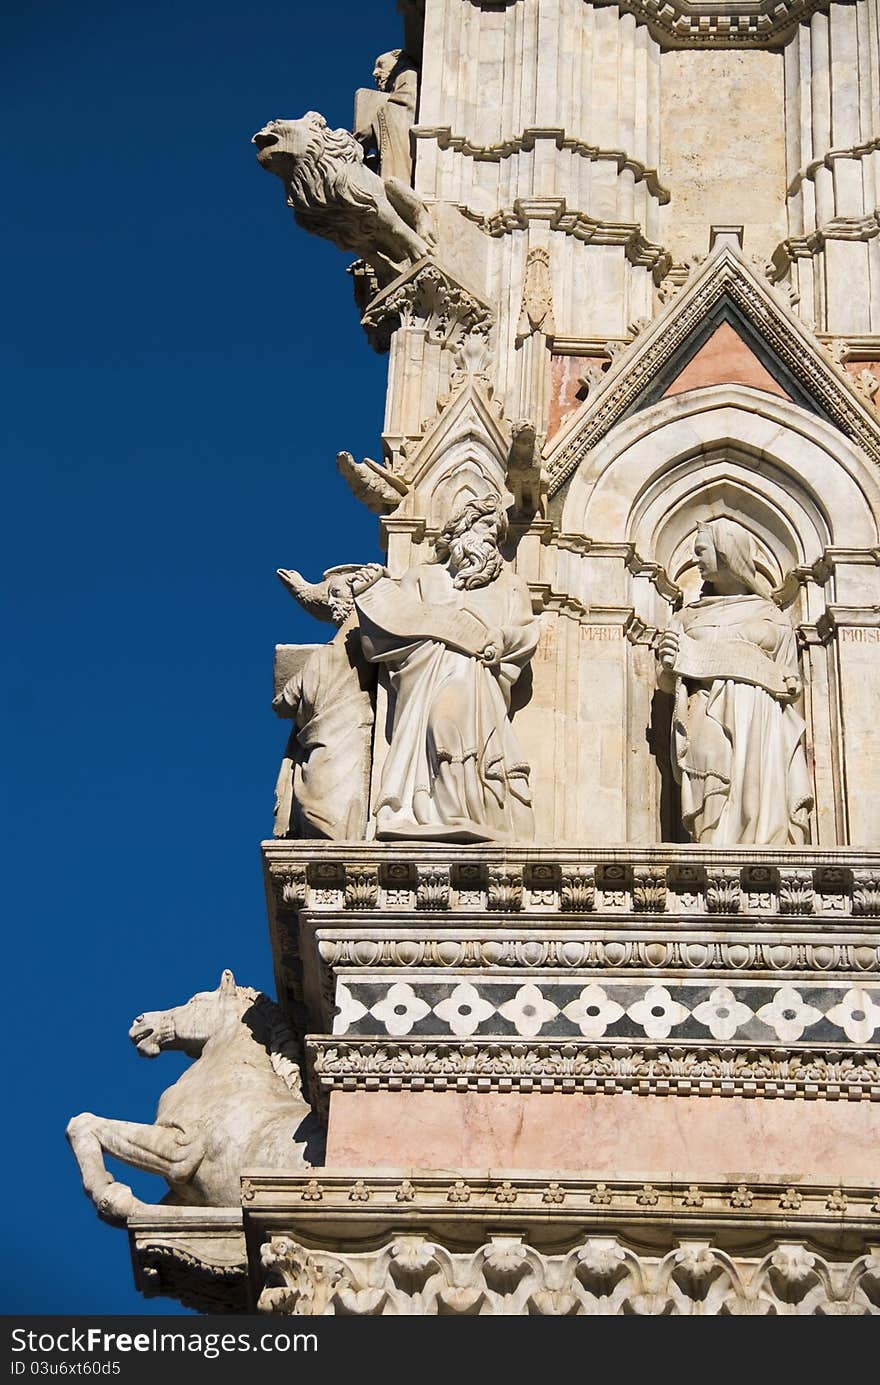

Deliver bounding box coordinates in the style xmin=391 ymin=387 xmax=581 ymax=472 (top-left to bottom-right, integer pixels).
xmin=555 ymin=386 xmax=880 ymax=846
xmin=636 ymin=465 xmax=823 ymax=606
xmin=560 ymin=387 xmax=880 ymax=575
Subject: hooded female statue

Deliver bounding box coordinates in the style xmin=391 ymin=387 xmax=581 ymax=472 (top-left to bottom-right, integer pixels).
xmin=657 ymin=518 xmax=813 ymax=846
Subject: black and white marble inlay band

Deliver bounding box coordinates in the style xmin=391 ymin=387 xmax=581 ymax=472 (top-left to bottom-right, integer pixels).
xmin=333 ymin=978 xmax=880 ymax=1045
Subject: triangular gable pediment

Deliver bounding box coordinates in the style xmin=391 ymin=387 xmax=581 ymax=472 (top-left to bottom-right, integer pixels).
xmin=402 ymin=377 xmax=510 ymax=490
xmin=544 ymin=245 xmax=880 ymax=497
xmin=659 ymin=319 xmax=794 ymax=404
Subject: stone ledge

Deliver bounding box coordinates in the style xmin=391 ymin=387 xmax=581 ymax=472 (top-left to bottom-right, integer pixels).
xmin=313 ymin=927 xmax=880 ymax=972
xmin=242 ymin=1171 xmax=880 ymax=1315
xmin=128 ymin=1208 xmax=247 ymax=1313
xmin=242 ymin=1169 xmax=880 ymax=1235
xmin=578 ymin=0 xmax=830 ymax=49
xmin=306 ymin=1037 xmax=880 ymax=1115
xmin=264 ymin=841 xmax=880 ymax=920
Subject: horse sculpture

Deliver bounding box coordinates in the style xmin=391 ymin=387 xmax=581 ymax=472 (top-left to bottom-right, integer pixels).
xmin=67 ymin=969 xmax=322 ymax=1226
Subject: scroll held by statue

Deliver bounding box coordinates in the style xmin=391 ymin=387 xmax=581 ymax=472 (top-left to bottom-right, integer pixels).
xmin=355 ymin=576 xmax=492 ymax=657
xmin=672 ymin=630 xmax=788 ymax=696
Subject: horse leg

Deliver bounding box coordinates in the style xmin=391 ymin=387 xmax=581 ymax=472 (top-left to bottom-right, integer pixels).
xmin=66 ymin=1113 xmax=204 ymax=1225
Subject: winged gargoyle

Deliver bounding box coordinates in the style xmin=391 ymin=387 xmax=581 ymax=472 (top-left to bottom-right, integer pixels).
xmin=336 ymin=449 xmax=409 ymax=514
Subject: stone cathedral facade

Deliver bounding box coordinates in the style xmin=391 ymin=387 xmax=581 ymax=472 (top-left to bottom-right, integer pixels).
xmin=69 ymin=0 xmax=880 ymax=1315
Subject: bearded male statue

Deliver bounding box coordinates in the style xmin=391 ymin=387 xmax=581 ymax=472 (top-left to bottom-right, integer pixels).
xmin=354 ymin=495 xmax=540 ymax=842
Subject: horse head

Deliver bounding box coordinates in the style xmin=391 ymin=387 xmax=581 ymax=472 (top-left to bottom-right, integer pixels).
xmin=128 ymin=968 xmax=252 ymax=1058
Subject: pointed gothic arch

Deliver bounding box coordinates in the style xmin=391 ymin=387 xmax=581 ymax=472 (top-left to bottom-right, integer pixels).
xmin=560 ymin=386 xmax=880 ymax=586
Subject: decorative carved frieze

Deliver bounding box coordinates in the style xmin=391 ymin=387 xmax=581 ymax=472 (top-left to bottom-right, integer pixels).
xmin=266 ymin=845 xmax=880 ymax=919
xmin=592 ymin=0 xmax=833 ymax=49
xmin=313 ymin=931 xmax=880 ymax=976
xmin=466 ymin=0 xmax=839 ymax=49
xmin=247 ymin=1171 xmax=880 ymax=1316
xmin=308 ymin=1037 xmax=880 ymax=1104
xmin=243 ymin=1168 xmax=880 ymax=1231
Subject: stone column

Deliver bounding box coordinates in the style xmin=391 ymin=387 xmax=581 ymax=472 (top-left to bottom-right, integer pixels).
xmin=781 ymin=0 xmax=880 ymax=333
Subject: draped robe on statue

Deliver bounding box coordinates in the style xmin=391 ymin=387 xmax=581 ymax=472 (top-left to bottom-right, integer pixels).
xmin=273 ymin=618 xmax=374 ymax=839
xmin=356 ymin=565 xmax=539 ymax=842
xmin=670 ymin=594 xmax=813 ymax=845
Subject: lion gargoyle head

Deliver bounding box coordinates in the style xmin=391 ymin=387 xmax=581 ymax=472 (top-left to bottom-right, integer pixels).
xmin=251 ymin=112 xmax=362 ymax=181
xmin=251 ymin=109 xmax=435 ymax=277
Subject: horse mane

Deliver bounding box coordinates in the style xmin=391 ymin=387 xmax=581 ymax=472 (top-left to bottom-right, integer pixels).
xmin=235 ymin=986 xmax=305 ymax=1100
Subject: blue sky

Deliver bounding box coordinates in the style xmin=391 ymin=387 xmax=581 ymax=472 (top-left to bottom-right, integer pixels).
xmin=3 ymin=1 xmax=395 ymax=1312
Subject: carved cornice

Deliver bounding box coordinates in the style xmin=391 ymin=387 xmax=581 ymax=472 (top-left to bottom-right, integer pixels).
xmin=316 ymin=930 xmax=880 ymax=976
xmin=772 ymin=211 xmax=880 ymax=279
xmin=264 ymin=845 xmax=880 ymax=921
xmin=490 ymin=0 xmax=835 ymax=49
xmin=257 ymin=1233 xmax=880 ymax=1314
xmin=788 ymin=141 xmax=880 ymax=198
xmin=267 ymin=847 xmax=880 ymax=1066
xmin=543 ymin=247 xmax=880 ymax=492
xmin=243 ymin=1170 xmax=880 ymax=1230
xmin=413 ymin=126 xmax=670 ymax=202
xmin=247 ymin=1172 xmax=880 ymax=1315
xmin=464 ymin=197 xmax=670 ymax=274
xmin=308 ymin=1037 xmax=880 ymax=1105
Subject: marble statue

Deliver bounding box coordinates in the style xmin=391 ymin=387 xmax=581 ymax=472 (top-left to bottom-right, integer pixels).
xmin=354 ymin=494 xmax=539 ymax=842
xmin=67 ymin=970 xmax=321 ymax=1226
xmin=273 ymin=563 xmax=384 ymax=840
xmin=252 ymin=111 xmax=435 ymax=280
xmin=354 ymin=50 xmax=418 ymax=186
xmin=657 ymin=518 xmax=813 ymax=846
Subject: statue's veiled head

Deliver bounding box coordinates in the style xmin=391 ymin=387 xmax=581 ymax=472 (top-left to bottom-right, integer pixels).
xmin=436 ymin=494 xmax=507 ymax=590
xmin=694 ymin=518 xmax=763 ymax=596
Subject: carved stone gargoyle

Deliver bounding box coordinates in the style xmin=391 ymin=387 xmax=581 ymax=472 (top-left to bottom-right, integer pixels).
xmin=507 ymin=419 xmax=545 ymax=514
xmin=336 ymin=449 xmax=408 ymax=514
xmin=252 ymin=111 xmax=436 ymax=282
